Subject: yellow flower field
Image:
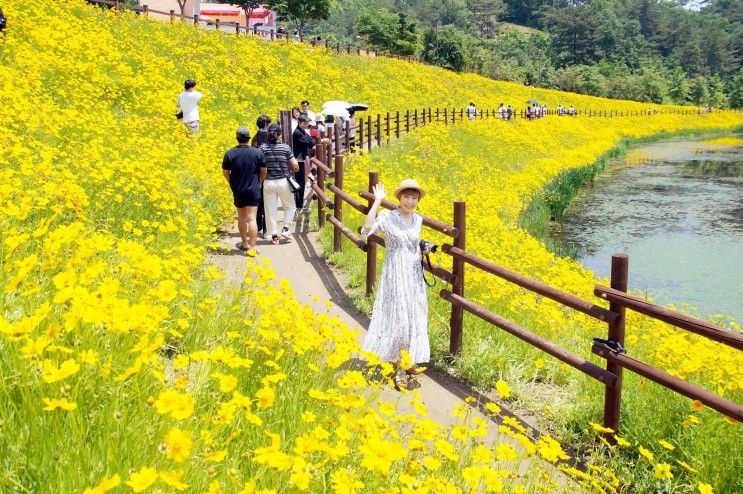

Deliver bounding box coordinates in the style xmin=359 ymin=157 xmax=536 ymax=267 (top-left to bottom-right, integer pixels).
xmin=0 ymin=0 xmax=741 ymax=492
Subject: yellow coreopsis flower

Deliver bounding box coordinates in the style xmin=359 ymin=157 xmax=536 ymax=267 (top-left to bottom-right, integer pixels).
xmin=42 ymin=397 xmax=77 ymax=412
xmin=164 ymin=428 xmax=192 ymax=462
xmin=153 ymin=390 xmax=194 ymax=420
xmin=83 ymin=474 xmax=121 ymax=494
xmin=126 ymin=467 xmax=158 ymax=493
xmin=495 ymin=379 xmax=511 ymax=399
xmin=359 ymin=434 xmax=407 ymax=474
xmin=41 ymin=358 xmax=80 ymax=383
xmin=638 ymin=446 xmax=655 ymax=462
xmin=255 ymin=386 xmax=275 ymax=409
xmin=159 ymin=470 xmax=189 ymax=491
xmin=654 ymin=463 xmax=673 ymax=480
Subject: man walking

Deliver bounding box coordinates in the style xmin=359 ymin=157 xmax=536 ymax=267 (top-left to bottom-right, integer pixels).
xmin=222 ymin=127 xmax=266 ymax=256
xmin=292 ymin=115 xmax=316 ymax=210
xmin=466 ymin=102 xmax=477 ymax=121
xmin=177 ymin=79 xmax=203 ymax=133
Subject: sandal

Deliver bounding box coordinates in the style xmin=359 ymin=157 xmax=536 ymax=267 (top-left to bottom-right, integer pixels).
xmin=236 ymin=242 xmax=249 ymax=251
xmin=271 ymin=235 xmax=280 ymax=245
xmin=393 ymin=374 xmax=408 ymax=392
xmin=406 ymin=376 xmax=421 ymax=390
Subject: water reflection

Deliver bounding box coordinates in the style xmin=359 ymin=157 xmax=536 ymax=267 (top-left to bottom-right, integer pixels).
xmin=549 ymin=136 xmax=743 ymax=322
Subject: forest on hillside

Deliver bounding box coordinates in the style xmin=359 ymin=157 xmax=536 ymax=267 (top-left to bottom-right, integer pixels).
xmin=294 ymin=0 xmax=743 ymax=107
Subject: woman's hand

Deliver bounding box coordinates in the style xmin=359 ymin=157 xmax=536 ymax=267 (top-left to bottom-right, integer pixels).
xmin=372 ymin=184 xmax=386 ymax=203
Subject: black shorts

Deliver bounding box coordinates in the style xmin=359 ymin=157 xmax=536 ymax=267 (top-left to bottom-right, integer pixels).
xmin=233 ymin=193 xmax=260 ymax=208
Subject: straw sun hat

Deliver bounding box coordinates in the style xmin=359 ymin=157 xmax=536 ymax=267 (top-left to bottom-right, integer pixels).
xmin=393 ymin=178 xmax=426 ymax=200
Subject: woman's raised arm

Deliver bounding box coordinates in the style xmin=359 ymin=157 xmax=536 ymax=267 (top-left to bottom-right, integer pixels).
xmin=363 ymin=184 xmax=386 ymax=232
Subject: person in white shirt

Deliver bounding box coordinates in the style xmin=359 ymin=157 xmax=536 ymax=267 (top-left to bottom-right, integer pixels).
xmin=177 ymin=79 xmax=203 ymax=133
xmin=466 ymin=102 xmax=477 ymax=121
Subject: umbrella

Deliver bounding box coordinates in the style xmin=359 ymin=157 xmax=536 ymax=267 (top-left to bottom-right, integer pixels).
xmin=526 ymin=99 xmax=539 ymax=105
xmin=322 ymin=100 xmax=351 ymax=118
xmin=349 ymin=103 xmax=369 ymax=112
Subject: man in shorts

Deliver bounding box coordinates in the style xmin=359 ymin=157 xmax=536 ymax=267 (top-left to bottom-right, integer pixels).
xmin=222 ymin=126 xmax=267 ymax=256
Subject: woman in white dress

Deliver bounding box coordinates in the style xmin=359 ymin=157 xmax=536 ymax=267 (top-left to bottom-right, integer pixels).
xmin=361 ymin=179 xmax=432 ymax=390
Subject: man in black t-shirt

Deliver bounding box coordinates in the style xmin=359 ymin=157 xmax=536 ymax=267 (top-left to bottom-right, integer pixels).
xmin=292 ymin=115 xmax=316 ymax=209
xmin=222 ymin=127 xmax=267 ymax=256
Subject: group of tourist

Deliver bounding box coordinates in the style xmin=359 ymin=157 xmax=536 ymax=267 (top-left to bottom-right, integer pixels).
xmin=556 ymin=104 xmax=577 ymax=116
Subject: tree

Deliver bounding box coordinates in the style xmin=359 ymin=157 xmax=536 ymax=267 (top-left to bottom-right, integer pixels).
xmin=356 ymin=9 xmax=418 ymax=56
xmin=668 ymin=67 xmax=689 ymax=103
xmin=175 ymin=0 xmax=187 ymax=17
xmin=690 ymin=76 xmax=709 ymax=105
xmin=266 ymin=0 xmax=332 ymax=34
xmin=542 ymin=3 xmax=605 ymax=66
xmin=640 ymin=66 xmax=668 ymax=103
xmin=421 ymin=26 xmax=466 ymax=71
xmin=228 ymin=0 xmax=262 ymax=29
xmin=466 ymin=0 xmax=506 ymax=37
xmin=708 ymin=75 xmax=727 ymax=108
xmin=727 ymin=69 xmax=743 ymax=108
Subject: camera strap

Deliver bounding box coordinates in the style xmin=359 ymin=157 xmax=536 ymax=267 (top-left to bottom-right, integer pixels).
xmin=421 ymin=253 xmax=436 ymax=287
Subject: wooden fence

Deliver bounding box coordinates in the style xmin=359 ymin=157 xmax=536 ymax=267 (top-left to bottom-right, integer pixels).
xmin=294 ymin=107 xmax=743 ymax=436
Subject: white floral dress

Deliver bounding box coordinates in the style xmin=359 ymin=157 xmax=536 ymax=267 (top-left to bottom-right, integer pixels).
xmin=361 ymin=210 xmax=430 ymax=364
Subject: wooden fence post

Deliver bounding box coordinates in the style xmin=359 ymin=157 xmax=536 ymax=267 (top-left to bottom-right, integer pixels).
xmin=376 ymin=114 xmax=382 ymax=146
xmin=316 ymin=143 xmax=326 ymax=228
xmin=385 ymin=112 xmax=391 ymax=141
xmin=345 ymin=119 xmax=351 ymax=153
xmin=602 ymin=254 xmax=629 ymax=436
xmin=114 ymin=0 xmax=120 ymax=11
xmin=405 ymin=110 xmax=410 ymax=133
xmin=367 ymin=115 xmax=372 ymax=150
xmin=444 ymin=108 xmax=448 ymax=125
xmin=414 ymin=109 xmax=418 ymax=128
xmin=193 ymin=14 xmax=199 ymax=26
xmin=334 ymin=121 xmax=342 ymax=157
xmin=235 ymin=22 xmax=240 ymax=35
xmin=215 ymin=18 xmax=220 ymax=31
xmin=333 ymin=155 xmax=344 ymax=252
xmin=436 ymin=108 xmax=440 ymax=122
xmin=142 ymin=4 xmax=149 ymax=17
xmin=395 ymin=111 xmax=400 ymax=138
xmin=366 ymin=172 xmax=379 ymax=296
xmin=358 ymin=118 xmax=364 ymax=152
xmin=170 ymin=9 xmax=175 ymax=22
xmin=279 ymin=110 xmax=293 ymax=153
xmin=449 ymin=201 xmax=466 ymax=356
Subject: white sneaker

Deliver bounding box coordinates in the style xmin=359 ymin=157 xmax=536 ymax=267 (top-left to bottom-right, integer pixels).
xmin=280 ymin=226 xmax=292 ymax=240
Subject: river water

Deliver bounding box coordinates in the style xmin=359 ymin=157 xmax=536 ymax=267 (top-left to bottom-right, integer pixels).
xmin=548 ymin=136 xmax=743 ymax=323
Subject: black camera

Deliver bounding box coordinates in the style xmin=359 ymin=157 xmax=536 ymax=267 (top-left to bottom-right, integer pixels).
xmin=419 ymin=240 xmax=438 ymax=253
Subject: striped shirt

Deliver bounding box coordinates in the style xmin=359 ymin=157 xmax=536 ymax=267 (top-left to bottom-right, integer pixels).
xmin=260 ymin=143 xmax=293 ymax=180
